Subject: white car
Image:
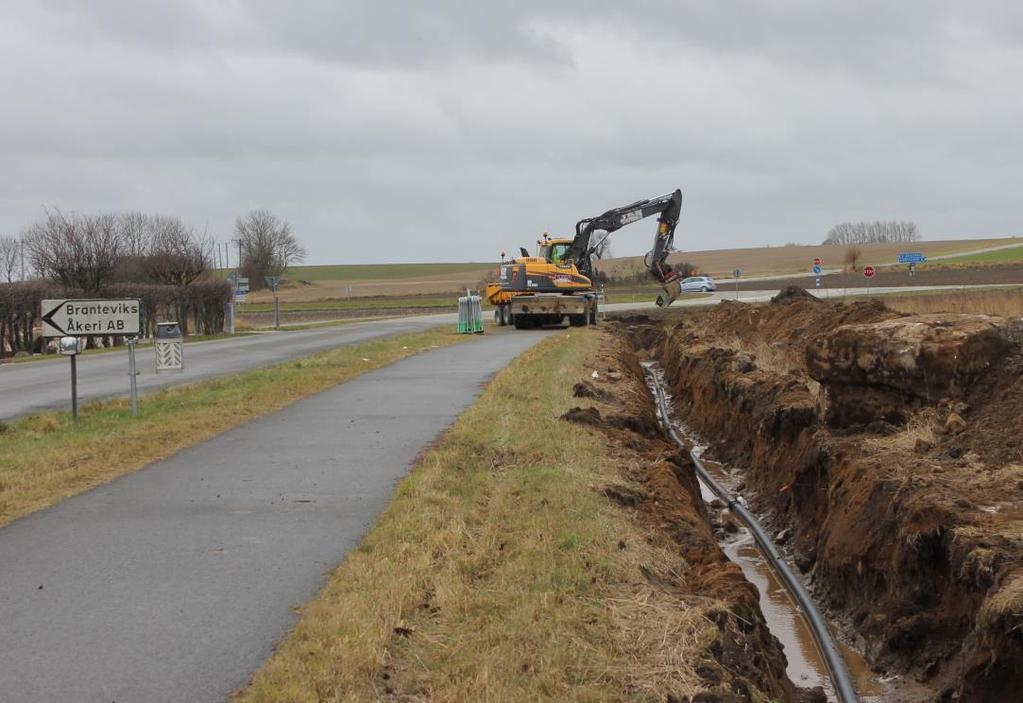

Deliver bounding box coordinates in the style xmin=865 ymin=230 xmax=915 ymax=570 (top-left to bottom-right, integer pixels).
xmin=680 ymin=275 xmax=717 ymax=292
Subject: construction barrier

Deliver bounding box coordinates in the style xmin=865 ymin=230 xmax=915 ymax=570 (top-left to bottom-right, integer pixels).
xmin=457 ymin=294 xmax=485 ymax=334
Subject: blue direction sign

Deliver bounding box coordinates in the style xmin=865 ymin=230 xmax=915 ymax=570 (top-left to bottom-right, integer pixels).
xmin=812 ymin=264 xmax=822 ymax=275
xmin=733 ymin=268 xmax=742 ymax=278
xmin=898 ymin=252 xmax=926 ymax=264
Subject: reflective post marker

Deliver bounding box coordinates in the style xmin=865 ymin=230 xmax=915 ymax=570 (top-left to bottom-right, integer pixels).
xmin=127 ymin=337 xmax=139 ymax=416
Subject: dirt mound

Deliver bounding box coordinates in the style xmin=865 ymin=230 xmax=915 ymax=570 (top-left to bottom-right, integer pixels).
xmin=628 ymin=299 xmax=1023 ymax=701
xmin=770 ymin=286 xmax=821 ymax=306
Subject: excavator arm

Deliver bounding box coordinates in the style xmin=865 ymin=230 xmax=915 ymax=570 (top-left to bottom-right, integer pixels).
xmin=563 ymin=188 xmax=684 ymax=306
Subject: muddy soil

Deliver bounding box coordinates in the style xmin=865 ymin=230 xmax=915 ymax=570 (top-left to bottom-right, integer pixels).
xmin=615 ymin=290 xmax=1023 ymax=702
xmin=734 ymin=262 xmax=1023 ymax=291
xmin=563 ymin=338 xmax=825 ymax=702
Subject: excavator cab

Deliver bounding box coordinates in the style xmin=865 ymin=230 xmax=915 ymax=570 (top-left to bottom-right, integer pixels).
xmin=538 ymin=240 xmax=573 ymax=266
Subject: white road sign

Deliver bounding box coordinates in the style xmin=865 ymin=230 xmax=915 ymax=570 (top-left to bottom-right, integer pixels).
xmin=41 ymin=299 xmax=141 ymax=337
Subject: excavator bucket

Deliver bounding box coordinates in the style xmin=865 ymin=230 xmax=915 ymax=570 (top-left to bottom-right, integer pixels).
xmin=656 ymin=278 xmax=683 ymax=308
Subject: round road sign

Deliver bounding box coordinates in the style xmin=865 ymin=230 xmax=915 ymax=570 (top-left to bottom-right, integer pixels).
xmin=813 ymin=257 xmax=822 ymax=266
xmin=733 ymin=268 xmax=742 ymax=278
xmin=863 ymin=265 xmax=876 ymax=279
xmin=812 ymin=265 xmax=822 ymax=275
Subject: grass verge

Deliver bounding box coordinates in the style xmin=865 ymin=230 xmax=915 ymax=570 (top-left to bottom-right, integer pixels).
xmin=0 ymin=328 xmax=465 ymax=527
xmin=882 ymin=286 xmax=1023 ymax=316
xmin=0 ymin=332 xmax=259 ymax=365
xmin=238 ymin=329 xmax=719 ymax=703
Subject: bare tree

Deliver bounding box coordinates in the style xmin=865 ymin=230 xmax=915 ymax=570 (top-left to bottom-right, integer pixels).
xmin=24 ymin=209 xmax=122 ymax=292
xmin=142 ymin=217 xmax=212 ymax=286
xmin=844 ymin=245 xmax=863 ymax=272
xmin=0 ymin=235 xmax=19 ymax=282
xmin=823 ymin=221 xmax=921 ymax=245
xmin=234 ymin=210 xmax=305 ymax=288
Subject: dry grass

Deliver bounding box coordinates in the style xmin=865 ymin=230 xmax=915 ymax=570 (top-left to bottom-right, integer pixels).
xmin=0 ymin=328 xmax=465 ymax=527
xmin=883 ymin=288 xmax=1023 ymax=317
xmin=238 ymin=329 xmax=721 ymax=703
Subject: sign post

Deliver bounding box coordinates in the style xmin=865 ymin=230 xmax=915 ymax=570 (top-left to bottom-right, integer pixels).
xmin=264 ymin=275 xmax=281 ymax=328
xmin=863 ymin=265 xmax=876 ymax=294
xmin=58 ymin=336 xmax=84 ymax=426
xmin=899 ymin=252 xmax=925 ymax=279
xmin=732 ymin=268 xmax=741 ymax=300
xmin=42 ymin=299 xmax=141 ymax=423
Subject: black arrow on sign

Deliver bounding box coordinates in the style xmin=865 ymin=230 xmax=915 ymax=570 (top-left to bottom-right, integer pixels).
xmin=41 ymin=301 xmax=68 ymax=335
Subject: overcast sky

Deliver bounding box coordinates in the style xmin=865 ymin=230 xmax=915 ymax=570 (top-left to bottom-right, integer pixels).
xmin=2 ymin=2 xmax=1021 ymax=264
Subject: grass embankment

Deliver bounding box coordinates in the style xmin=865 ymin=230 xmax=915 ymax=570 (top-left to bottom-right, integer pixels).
xmin=883 ymin=287 xmax=1023 ymax=316
xmin=240 ymin=329 xmax=716 ymax=703
xmin=0 ymin=328 xmax=464 ymax=527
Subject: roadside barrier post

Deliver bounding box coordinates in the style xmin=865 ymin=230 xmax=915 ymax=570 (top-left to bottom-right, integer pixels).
xmin=127 ymin=336 xmax=140 ymax=416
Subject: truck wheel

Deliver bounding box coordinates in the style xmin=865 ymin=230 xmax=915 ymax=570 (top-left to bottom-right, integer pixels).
xmin=501 ymin=305 xmax=512 ymax=326
xmin=513 ymin=314 xmax=531 ymax=330
xmin=494 ymin=308 xmax=504 ymax=326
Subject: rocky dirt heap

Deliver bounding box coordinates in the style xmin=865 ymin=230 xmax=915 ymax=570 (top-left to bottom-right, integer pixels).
xmin=806 ymin=314 xmax=1023 ymax=427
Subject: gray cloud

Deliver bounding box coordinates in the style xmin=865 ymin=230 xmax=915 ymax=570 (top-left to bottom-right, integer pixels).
xmin=2 ymin=1 xmax=1021 ymax=264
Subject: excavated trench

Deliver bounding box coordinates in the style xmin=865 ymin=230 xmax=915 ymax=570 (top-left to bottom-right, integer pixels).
xmin=605 ymin=290 xmax=1023 ymax=703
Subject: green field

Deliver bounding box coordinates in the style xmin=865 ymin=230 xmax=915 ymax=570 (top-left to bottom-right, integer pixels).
xmin=935 ymin=245 xmax=1023 ymax=265
xmin=286 ymin=262 xmax=493 ymax=282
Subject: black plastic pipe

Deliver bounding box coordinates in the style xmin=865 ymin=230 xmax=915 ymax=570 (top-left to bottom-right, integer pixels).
xmin=647 ymin=371 xmax=860 ymax=703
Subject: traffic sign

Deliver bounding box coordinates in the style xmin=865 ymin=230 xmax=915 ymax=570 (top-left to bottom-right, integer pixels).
xmin=733 ymin=268 xmax=742 ymax=278
xmin=41 ymin=299 xmax=141 ymax=338
xmin=235 ymin=277 xmax=250 ymax=293
xmin=812 ymin=265 xmax=822 ymax=275
xmin=234 ymin=291 xmax=247 ymax=303
xmin=263 ymin=275 xmax=281 ymax=290
xmin=863 ymin=265 xmax=876 ymax=279
xmin=813 ymin=257 xmax=822 ymax=266
xmin=898 ymin=252 xmax=926 ymax=264
xmin=815 ymin=276 xmax=822 ymax=288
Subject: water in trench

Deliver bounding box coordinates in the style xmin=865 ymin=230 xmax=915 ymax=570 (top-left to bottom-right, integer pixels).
xmin=695 ymin=450 xmax=886 ymax=702
xmin=641 ymin=363 xmax=892 ymax=702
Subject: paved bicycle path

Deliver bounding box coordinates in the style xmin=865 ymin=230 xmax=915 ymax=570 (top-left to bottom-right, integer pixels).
xmin=0 ymin=330 xmax=549 ymax=703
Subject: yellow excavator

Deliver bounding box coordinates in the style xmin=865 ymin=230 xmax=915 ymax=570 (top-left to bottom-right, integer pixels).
xmin=486 ymin=189 xmax=684 ymax=328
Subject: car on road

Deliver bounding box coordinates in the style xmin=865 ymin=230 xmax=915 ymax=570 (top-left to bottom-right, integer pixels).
xmin=680 ymin=275 xmax=717 ymax=292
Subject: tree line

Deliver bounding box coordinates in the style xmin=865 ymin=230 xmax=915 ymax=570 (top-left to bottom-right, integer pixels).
xmin=823 ymin=221 xmax=920 ymax=245
xmin=0 ymin=207 xmax=305 ymax=355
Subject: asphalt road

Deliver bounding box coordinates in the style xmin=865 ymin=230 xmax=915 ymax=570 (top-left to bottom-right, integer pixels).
xmin=2 ymin=283 xmax=1011 ymax=421
xmin=0 ymin=330 xmax=550 ymax=703
xmin=0 ymin=315 xmax=455 ymax=421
